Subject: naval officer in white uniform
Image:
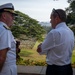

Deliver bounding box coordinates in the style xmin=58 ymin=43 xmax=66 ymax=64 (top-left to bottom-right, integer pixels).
xmin=0 ymin=3 xmax=17 ymax=75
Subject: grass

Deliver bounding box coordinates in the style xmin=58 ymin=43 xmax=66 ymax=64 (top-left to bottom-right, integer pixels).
xmin=19 ymin=41 xmax=46 ymax=61
xmin=71 ymin=50 xmax=75 ymax=64
xmin=19 ymin=41 xmax=75 ymax=65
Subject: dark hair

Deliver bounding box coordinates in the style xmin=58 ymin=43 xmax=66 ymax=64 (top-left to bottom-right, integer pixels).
xmin=0 ymin=11 xmax=3 ymax=17
xmin=51 ymin=8 xmax=66 ymax=22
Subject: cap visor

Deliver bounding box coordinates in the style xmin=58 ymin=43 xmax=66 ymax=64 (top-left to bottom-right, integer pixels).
xmin=4 ymin=9 xmax=18 ymax=16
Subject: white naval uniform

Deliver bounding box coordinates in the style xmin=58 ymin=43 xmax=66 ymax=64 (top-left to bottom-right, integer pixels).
xmin=0 ymin=21 xmax=17 ymax=75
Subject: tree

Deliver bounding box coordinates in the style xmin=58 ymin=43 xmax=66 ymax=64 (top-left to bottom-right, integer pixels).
xmin=11 ymin=11 xmax=46 ymax=40
xmin=66 ymin=0 xmax=75 ymax=24
xmin=66 ymin=0 xmax=75 ymax=35
xmin=68 ymin=0 xmax=73 ymax=3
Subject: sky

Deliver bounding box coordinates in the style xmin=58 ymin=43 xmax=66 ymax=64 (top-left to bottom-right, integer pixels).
xmin=0 ymin=0 xmax=69 ymax=22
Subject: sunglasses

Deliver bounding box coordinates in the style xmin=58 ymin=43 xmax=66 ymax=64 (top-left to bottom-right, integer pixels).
xmin=52 ymin=8 xmax=61 ymax=19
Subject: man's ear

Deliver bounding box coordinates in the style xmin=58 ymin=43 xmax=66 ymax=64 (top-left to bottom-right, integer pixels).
xmin=1 ymin=12 xmax=7 ymax=20
xmin=56 ymin=16 xmax=61 ymax=22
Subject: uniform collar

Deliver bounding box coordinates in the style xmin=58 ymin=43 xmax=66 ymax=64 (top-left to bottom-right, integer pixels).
xmin=0 ymin=21 xmax=10 ymax=30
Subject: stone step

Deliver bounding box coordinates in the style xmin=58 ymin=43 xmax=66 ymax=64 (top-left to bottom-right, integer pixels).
xmin=17 ymin=65 xmax=75 ymax=75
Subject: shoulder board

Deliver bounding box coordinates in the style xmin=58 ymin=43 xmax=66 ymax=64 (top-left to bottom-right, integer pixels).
xmin=3 ymin=25 xmax=10 ymax=30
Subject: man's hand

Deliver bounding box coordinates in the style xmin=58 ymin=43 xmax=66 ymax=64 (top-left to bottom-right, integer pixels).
xmin=37 ymin=43 xmax=42 ymax=53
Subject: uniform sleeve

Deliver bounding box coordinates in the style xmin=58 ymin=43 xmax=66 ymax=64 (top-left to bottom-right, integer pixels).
xmin=0 ymin=30 xmax=11 ymax=50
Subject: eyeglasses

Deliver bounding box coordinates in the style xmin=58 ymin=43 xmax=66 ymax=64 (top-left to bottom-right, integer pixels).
xmin=52 ymin=8 xmax=61 ymax=19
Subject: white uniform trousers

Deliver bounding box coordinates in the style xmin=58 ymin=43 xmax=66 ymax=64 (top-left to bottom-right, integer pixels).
xmin=0 ymin=64 xmax=17 ymax=75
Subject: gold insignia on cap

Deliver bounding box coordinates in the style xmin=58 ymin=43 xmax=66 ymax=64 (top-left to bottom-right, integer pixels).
xmin=4 ymin=9 xmax=15 ymax=14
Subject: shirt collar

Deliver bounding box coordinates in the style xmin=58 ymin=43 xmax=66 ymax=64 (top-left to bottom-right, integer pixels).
xmin=56 ymin=22 xmax=66 ymax=29
xmin=0 ymin=21 xmax=10 ymax=30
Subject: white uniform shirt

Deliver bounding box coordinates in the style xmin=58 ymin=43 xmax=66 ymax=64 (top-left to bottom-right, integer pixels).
xmin=0 ymin=22 xmax=17 ymax=75
xmin=40 ymin=22 xmax=74 ymax=66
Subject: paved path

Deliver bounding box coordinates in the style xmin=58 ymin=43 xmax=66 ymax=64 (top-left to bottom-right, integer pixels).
xmin=17 ymin=65 xmax=75 ymax=75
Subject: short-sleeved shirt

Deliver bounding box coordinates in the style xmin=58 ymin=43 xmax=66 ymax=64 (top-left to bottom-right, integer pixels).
xmin=0 ymin=21 xmax=17 ymax=75
xmin=40 ymin=22 xmax=74 ymax=66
